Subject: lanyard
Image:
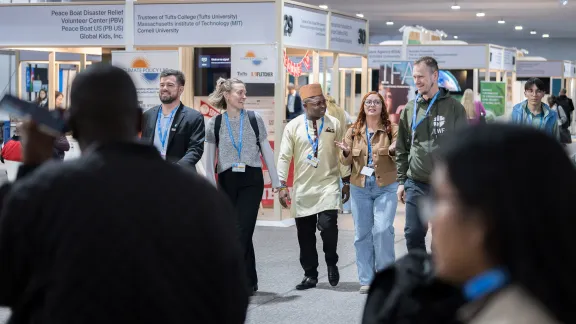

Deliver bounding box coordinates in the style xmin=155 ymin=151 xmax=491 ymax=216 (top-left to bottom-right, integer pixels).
xmin=527 ymin=111 xmax=545 ymax=130
xmin=412 ymin=92 xmax=440 ymax=144
xmin=463 ymin=268 xmax=508 ymax=301
xmin=156 ymin=107 xmax=178 ymax=152
xmin=304 ymin=115 xmax=324 ymax=157
xmin=366 ymin=124 xmax=374 ymax=166
xmin=224 ymin=109 xmax=244 ymax=159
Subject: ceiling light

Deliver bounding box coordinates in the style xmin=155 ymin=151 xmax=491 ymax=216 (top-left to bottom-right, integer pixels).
xmin=319 ymin=4 xmax=328 ymax=9
xmin=386 ymin=21 xmax=394 ymax=25
xmin=561 ymin=0 xmax=568 ymax=5
xmin=356 ymin=13 xmax=364 ymax=18
xmin=543 ymin=34 xmax=550 ymax=38
xmin=451 ymin=5 xmax=460 ymax=10
xmin=498 ymin=19 xmax=505 ymax=24
xmin=515 ymin=26 xmax=523 ymax=30
xmin=476 ymin=12 xmax=485 ymax=17
xmin=453 ymin=36 xmax=458 ymax=39
xmin=530 ymin=30 xmax=537 ymax=35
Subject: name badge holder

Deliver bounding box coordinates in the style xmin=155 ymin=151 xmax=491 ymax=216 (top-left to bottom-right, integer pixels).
xmin=362 ymin=125 xmax=375 ymax=176
xmin=304 ymin=116 xmax=324 ymax=169
xmin=224 ymin=110 xmax=246 ymax=173
xmin=157 ymin=107 xmax=178 ymax=159
xmin=411 ymin=92 xmax=440 ymax=146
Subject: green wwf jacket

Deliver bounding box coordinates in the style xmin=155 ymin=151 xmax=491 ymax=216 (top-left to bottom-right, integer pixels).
xmin=396 ymin=88 xmax=468 ymax=184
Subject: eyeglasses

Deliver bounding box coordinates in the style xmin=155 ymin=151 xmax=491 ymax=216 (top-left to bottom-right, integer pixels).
xmin=307 ymin=99 xmax=326 ymax=106
xmin=525 ymin=89 xmax=545 ymax=96
xmin=365 ymin=100 xmax=382 ymax=106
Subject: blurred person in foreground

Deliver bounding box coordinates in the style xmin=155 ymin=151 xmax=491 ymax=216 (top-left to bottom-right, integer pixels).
xmin=428 ymin=124 xmax=576 ymax=323
xmin=0 ymin=64 xmax=249 ymax=324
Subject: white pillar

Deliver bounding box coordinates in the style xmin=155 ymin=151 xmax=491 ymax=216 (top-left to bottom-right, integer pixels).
xmin=124 ymin=0 xmax=135 ymax=51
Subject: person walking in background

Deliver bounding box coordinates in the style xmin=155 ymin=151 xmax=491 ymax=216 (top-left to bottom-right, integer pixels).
xmin=286 ymin=83 xmax=303 ymax=121
xmin=461 ymin=89 xmax=486 ymax=125
xmin=547 ymin=95 xmax=572 ymax=144
xmin=396 ymin=56 xmax=467 ymax=252
xmin=557 ymin=88 xmax=574 ymax=123
xmin=277 ymin=83 xmax=351 ymax=290
xmin=141 ymin=69 xmax=205 ymax=172
xmin=204 ymin=77 xmax=281 ymax=295
xmin=35 ymin=89 xmax=48 ymax=108
xmin=53 ymin=91 xmax=70 ymax=160
xmin=428 ymin=124 xmax=576 ymax=324
xmin=335 ymin=91 xmax=398 ymax=294
xmin=0 ymin=64 xmax=249 ymax=324
xmin=510 ymin=78 xmax=559 ymax=140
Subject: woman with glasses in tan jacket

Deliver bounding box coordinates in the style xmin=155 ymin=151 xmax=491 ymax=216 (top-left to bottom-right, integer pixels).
xmin=335 ymin=91 xmax=398 ymax=294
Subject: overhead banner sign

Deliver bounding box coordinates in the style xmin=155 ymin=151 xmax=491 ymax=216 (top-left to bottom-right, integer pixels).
xmin=283 ymin=4 xmax=327 ymax=50
xmin=489 ymin=46 xmax=504 ymax=70
xmin=516 ymin=61 xmax=564 ymax=77
xmin=329 ymin=14 xmax=367 ymax=55
xmin=369 ymin=46 xmax=402 ymax=68
xmin=111 ymin=51 xmax=179 ymax=110
xmin=134 ymin=3 xmax=275 ymax=46
xmin=564 ymin=61 xmax=575 ymax=78
xmin=503 ymin=49 xmax=516 ymax=71
xmin=232 ymin=45 xmax=276 ymax=83
xmin=406 ymin=45 xmax=487 ymax=69
xmin=0 ymin=4 xmax=125 ymax=46
xmin=480 ymin=81 xmax=506 ymax=118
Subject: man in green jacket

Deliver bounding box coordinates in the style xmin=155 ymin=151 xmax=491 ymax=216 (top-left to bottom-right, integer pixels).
xmin=395 ymin=56 xmax=468 ymax=252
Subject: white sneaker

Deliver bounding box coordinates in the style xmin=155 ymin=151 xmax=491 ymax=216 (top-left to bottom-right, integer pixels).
xmin=359 ymin=285 xmax=370 ymax=294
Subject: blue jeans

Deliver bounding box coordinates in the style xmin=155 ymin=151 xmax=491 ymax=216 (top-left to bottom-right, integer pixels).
xmin=404 ymin=178 xmax=430 ymax=252
xmin=350 ymin=176 xmax=398 ymax=285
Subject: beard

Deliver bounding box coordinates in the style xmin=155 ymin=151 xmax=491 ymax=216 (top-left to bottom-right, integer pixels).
xmin=159 ymin=92 xmax=178 ymax=104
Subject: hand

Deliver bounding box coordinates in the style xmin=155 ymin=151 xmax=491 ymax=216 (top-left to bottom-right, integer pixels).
xmin=334 ymin=139 xmax=350 ymax=155
xmin=342 ymin=183 xmax=350 ymax=204
xmin=278 ymin=188 xmax=291 ymax=208
xmin=388 ymin=141 xmax=396 ymax=156
xmin=397 ymin=185 xmax=406 ymax=204
xmin=19 ymin=120 xmax=57 ymax=165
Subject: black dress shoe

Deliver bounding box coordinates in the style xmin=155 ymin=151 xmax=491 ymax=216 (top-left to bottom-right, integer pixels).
xmin=328 ymin=266 xmax=340 ymax=287
xmin=253 ymin=284 xmax=258 ymax=292
xmin=296 ymin=277 xmax=318 ymax=290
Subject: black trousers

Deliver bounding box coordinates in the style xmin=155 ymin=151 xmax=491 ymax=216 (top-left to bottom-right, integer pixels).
xmin=218 ymin=166 xmax=264 ymax=288
xmin=295 ymin=209 xmax=339 ymax=278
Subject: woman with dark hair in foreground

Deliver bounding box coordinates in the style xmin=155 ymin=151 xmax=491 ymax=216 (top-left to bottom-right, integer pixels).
xmin=428 ymin=124 xmax=575 ymax=323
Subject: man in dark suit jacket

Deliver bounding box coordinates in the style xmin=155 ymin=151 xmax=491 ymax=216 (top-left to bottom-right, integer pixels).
xmin=557 ymin=88 xmax=575 ymax=122
xmin=0 ymin=64 xmax=249 ymax=323
xmin=141 ymin=69 xmax=205 ymax=172
xmin=286 ymin=82 xmax=303 ymax=121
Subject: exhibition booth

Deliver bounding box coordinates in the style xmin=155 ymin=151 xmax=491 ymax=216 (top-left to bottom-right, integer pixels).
xmin=0 ymin=0 xmax=368 ymax=225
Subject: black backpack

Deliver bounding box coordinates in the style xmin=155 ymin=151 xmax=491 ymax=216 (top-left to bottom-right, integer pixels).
xmin=214 ymin=110 xmax=261 ymax=152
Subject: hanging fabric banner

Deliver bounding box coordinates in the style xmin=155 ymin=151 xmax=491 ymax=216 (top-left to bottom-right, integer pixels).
xmin=283 ymin=50 xmax=310 ymax=77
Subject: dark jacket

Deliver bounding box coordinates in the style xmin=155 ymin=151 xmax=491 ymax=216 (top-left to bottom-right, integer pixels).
xmin=0 ymin=142 xmax=249 ymax=324
xmin=396 ymin=88 xmax=468 ymax=184
xmin=362 ymin=250 xmax=465 ymax=324
xmin=286 ymin=92 xmax=303 ymax=120
xmin=141 ymin=103 xmax=205 ymax=171
xmin=53 ymin=135 xmax=70 ymax=160
xmin=556 ymin=95 xmax=575 ymax=117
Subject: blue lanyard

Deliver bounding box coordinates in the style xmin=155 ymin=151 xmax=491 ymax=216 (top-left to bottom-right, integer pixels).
xmin=412 ymin=92 xmax=440 ymax=140
xmin=366 ymin=124 xmax=374 ymax=166
xmin=463 ymin=268 xmax=508 ymax=301
xmin=156 ymin=107 xmax=178 ymax=151
xmin=304 ymin=115 xmax=324 ymax=157
xmin=224 ymin=109 xmax=244 ymax=159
